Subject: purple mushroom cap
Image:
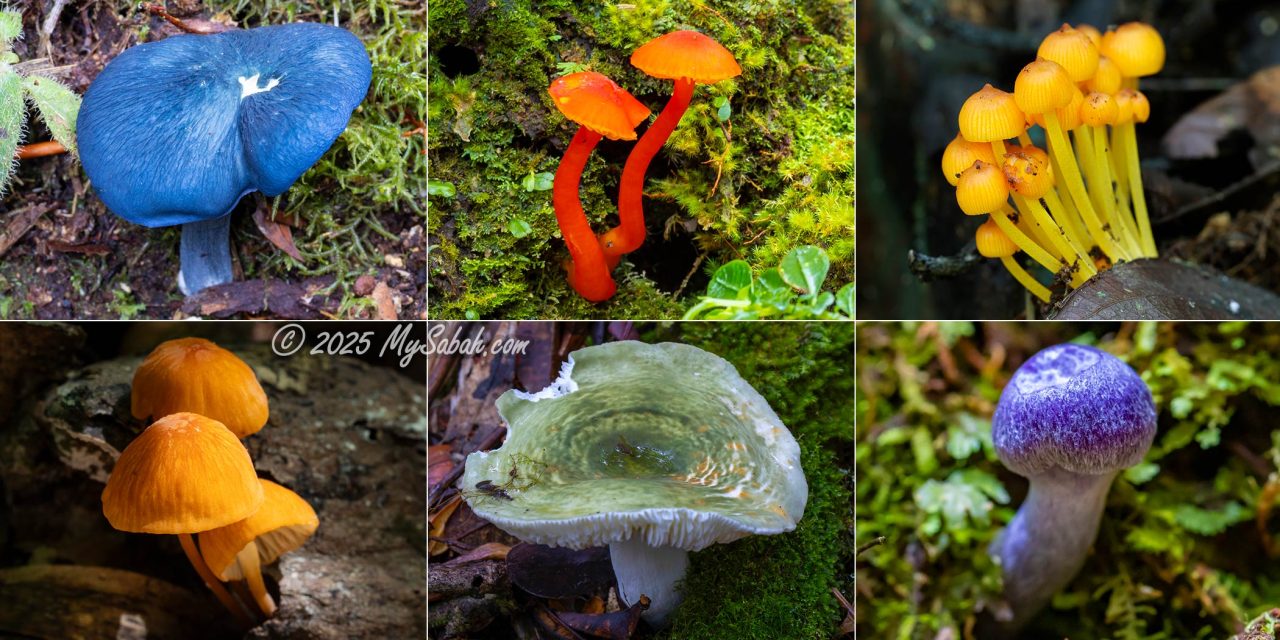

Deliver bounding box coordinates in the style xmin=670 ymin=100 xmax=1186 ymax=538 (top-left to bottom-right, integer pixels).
xmin=993 ymin=343 xmax=1157 ymax=477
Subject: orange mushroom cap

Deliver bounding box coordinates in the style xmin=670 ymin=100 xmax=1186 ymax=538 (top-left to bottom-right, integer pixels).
xmin=1014 ymin=59 xmax=1075 ymax=115
xmin=942 ymin=134 xmax=998 ymax=187
xmin=549 ymin=71 xmax=651 ymax=141
xmin=976 ymin=218 xmax=1019 ymax=258
xmin=1086 ymin=56 xmax=1123 ymax=95
xmin=959 ymin=84 xmax=1026 ymax=143
xmin=956 ymin=160 xmax=1010 ymax=216
xmin=1003 ymin=146 xmax=1055 ymax=199
xmin=631 ymin=30 xmax=742 ymax=84
xmin=1101 ymin=22 xmax=1165 ymax=78
xmin=102 ymin=413 xmax=264 ymax=534
xmin=132 ymin=338 xmax=269 ymax=439
xmin=200 ymin=479 xmax=319 ymax=581
xmin=1080 ymin=92 xmax=1118 ymax=127
xmin=1123 ymin=89 xmax=1151 ymax=123
xmin=1038 ymin=24 xmax=1100 ymax=83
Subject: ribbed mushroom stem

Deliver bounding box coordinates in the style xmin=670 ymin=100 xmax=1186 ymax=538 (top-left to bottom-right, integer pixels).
xmin=606 ymin=78 xmax=696 ymax=257
xmin=992 ymin=468 xmax=1114 ymax=634
xmin=179 ymin=214 xmax=234 ymax=296
xmin=237 ymin=540 xmax=277 ymax=617
xmin=609 ymin=536 xmax=689 ymax=627
xmin=553 ymin=127 xmax=616 ymax=302
xmin=179 ymin=533 xmax=255 ymax=629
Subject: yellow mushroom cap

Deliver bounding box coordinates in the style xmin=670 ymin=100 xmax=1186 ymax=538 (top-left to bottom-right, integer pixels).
xmin=132 ymin=338 xmax=270 ymax=439
xmin=942 ymin=134 xmax=998 ymax=187
xmin=630 ymin=30 xmax=742 ymax=84
xmin=1101 ymin=22 xmax=1166 ymax=78
xmin=956 ymin=160 xmax=1010 ymax=216
xmin=1086 ymin=56 xmax=1123 ymax=95
xmin=199 ymin=479 xmax=319 ymax=581
xmin=1114 ymin=89 xmax=1135 ymax=125
xmin=1014 ymin=59 xmax=1076 ymax=115
xmin=1127 ymin=89 xmax=1151 ymax=123
xmin=1003 ymin=146 xmax=1055 ymax=199
xmin=1075 ymin=24 xmax=1103 ymax=49
xmin=976 ymin=218 xmax=1019 ymax=258
xmin=102 ymin=413 xmax=264 ymax=534
xmin=959 ymin=84 xmax=1026 ymax=142
xmin=1034 ymin=84 xmax=1085 ymax=131
xmin=1038 ymin=24 xmax=1100 ymax=83
xmin=1080 ymin=92 xmax=1118 ymax=127
xmin=548 ymin=71 xmax=651 ymax=141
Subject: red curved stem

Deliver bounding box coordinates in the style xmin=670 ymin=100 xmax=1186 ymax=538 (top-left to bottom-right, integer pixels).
xmin=553 ymin=127 xmax=616 ymax=302
xmin=604 ymin=78 xmax=696 ymax=257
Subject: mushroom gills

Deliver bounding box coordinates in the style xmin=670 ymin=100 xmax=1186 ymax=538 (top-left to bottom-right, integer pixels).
xmin=609 ymin=535 xmax=689 ymax=627
xmin=179 ymin=214 xmax=234 ymax=295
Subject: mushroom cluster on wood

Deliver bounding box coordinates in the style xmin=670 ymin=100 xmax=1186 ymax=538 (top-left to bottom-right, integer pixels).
xmin=461 ymin=341 xmax=808 ymax=626
xmin=77 ymin=23 xmax=372 ymax=295
xmin=989 ymin=343 xmax=1156 ymax=634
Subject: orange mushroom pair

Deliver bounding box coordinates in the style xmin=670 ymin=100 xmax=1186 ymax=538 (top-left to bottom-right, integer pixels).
xmin=548 ymin=30 xmax=741 ymax=302
xmin=102 ymin=338 xmax=318 ymax=628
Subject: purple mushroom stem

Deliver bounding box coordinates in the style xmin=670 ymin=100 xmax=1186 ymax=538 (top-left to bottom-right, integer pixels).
xmin=987 ymin=343 xmax=1157 ymax=635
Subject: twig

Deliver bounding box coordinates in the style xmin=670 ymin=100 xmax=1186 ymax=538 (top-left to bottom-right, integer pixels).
xmin=141 ymin=2 xmax=225 ymax=34
xmin=674 ymin=251 xmax=708 ymax=299
xmin=907 ymin=246 xmax=982 ymax=282
xmin=857 ymin=536 xmax=887 ymax=556
xmin=0 ymin=204 xmax=54 ymax=259
xmin=39 ymin=0 xmax=70 ymax=57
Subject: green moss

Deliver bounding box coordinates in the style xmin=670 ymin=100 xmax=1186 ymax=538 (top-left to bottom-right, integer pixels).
xmin=428 ymin=0 xmax=854 ymax=319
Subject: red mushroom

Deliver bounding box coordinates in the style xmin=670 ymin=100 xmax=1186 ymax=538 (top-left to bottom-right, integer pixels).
xmin=600 ymin=31 xmax=741 ymax=257
xmin=548 ymin=71 xmax=650 ymax=302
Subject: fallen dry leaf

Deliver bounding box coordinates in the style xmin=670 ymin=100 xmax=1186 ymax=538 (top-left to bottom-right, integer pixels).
xmin=428 ymin=494 xmax=462 ymax=556
xmin=371 ymin=281 xmax=398 ymax=320
xmin=442 ymin=542 xmax=511 ymax=566
xmin=1163 ymin=65 xmax=1280 ymax=169
xmin=253 ymin=204 xmax=304 ymax=262
xmin=181 ymin=276 xmax=338 ymax=318
xmin=428 ymin=444 xmax=454 ymax=491
xmin=554 ymin=596 xmax=649 ymax=640
xmin=0 ymin=204 xmax=53 ymax=258
xmin=507 ymin=543 xmax=614 ymax=600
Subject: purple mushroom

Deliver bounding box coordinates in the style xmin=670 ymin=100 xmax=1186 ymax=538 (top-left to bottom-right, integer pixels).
xmin=989 ymin=343 xmax=1157 ymax=633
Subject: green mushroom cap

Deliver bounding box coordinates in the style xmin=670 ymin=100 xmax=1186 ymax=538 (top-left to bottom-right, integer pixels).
xmin=461 ymin=341 xmax=808 ymax=551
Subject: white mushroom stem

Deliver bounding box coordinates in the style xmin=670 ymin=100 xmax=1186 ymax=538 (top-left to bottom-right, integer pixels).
xmin=237 ymin=540 xmax=277 ymax=617
xmin=608 ymin=537 xmax=689 ymax=627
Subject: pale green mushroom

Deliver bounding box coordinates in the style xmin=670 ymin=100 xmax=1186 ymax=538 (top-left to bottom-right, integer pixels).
xmin=460 ymin=341 xmax=808 ymax=626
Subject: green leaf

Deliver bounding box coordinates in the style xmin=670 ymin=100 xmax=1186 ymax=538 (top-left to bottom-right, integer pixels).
xmin=946 ymin=413 xmax=991 ymax=461
xmin=427 ymin=179 xmax=456 ymax=197
xmin=713 ymin=96 xmax=731 ymax=122
xmin=910 ymin=427 xmax=937 ymax=474
xmin=0 ymin=72 xmax=23 ymax=194
xmin=0 ymin=12 xmax=20 ymax=46
xmin=835 ymin=282 xmax=854 ymax=316
xmin=779 ymin=245 xmax=829 ymax=296
xmin=522 ymin=171 xmax=554 ymax=192
xmin=508 ymin=219 xmax=533 ymax=238
xmin=914 ymin=469 xmax=1007 ymax=531
xmin=22 ymin=74 xmax=80 ymax=155
xmin=1123 ymin=462 xmax=1160 ymax=485
xmin=1173 ymin=502 xmax=1250 ymax=536
xmin=706 ymin=260 xmax=752 ymax=298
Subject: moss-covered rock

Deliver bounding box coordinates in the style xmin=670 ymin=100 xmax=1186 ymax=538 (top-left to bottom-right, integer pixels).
xmin=428 ymin=0 xmax=854 ymax=319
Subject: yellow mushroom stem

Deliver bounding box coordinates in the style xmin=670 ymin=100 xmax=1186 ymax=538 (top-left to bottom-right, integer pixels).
xmin=1089 ymin=125 xmax=1146 ymax=256
xmin=1076 ymin=126 xmax=1142 ymax=257
xmin=238 ymin=540 xmax=277 ymax=617
xmin=1000 ymin=255 xmax=1052 ymax=303
xmin=992 ymin=140 xmax=1080 ymax=269
xmin=179 ymin=533 xmax=256 ymax=629
xmin=1119 ymin=123 xmax=1157 ymax=255
xmin=1043 ymin=188 xmax=1095 ymax=264
xmin=1043 ymin=111 xmax=1128 ymax=261
xmin=990 ymin=206 xmax=1060 ymax=276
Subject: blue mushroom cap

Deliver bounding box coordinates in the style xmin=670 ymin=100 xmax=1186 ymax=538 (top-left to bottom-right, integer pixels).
xmin=77 ymin=23 xmax=372 ymax=228
xmin=993 ymin=343 xmax=1157 ymax=477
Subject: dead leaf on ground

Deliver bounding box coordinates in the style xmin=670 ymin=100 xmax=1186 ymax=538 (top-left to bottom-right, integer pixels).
xmin=1163 ymin=65 xmax=1280 ymax=169
xmin=428 ymin=494 xmax=462 ymax=556
xmin=443 ymin=542 xmax=512 ymax=567
xmin=507 ymin=543 xmax=614 ymax=600
xmin=554 ymin=596 xmax=649 ymax=640
xmin=253 ymin=204 xmax=304 ymax=262
xmin=0 ymin=204 xmax=54 ymax=258
xmin=180 ymin=276 xmax=338 ymax=318
xmin=428 ymin=444 xmax=454 ymax=491
xmin=371 ymin=281 xmax=398 ymax=319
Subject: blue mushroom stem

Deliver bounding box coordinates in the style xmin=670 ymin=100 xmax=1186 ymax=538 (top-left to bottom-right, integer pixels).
xmin=179 ymin=214 xmax=234 ymax=295
xmin=991 ymin=467 xmax=1114 ymax=634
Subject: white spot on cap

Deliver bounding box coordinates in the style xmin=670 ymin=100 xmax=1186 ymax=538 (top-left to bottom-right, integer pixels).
xmin=238 ymin=74 xmax=280 ymax=99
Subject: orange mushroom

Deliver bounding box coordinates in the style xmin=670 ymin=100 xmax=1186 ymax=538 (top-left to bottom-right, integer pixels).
xmin=548 ymin=71 xmax=649 ymax=302
xmin=200 ymin=479 xmax=319 ymax=618
xmin=601 ymin=30 xmax=741 ymax=257
xmin=102 ymin=412 xmax=265 ymax=628
xmin=131 ymin=337 xmax=269 ymax=438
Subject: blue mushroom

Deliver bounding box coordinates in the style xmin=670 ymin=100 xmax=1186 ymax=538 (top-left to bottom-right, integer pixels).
xmin=988 ymin=343 xmax=1157 ymax=635
xmin=77 ymin=23 xmax=372 ymax=295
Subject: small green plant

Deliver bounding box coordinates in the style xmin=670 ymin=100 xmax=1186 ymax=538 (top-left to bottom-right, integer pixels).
xmin=0 ymin=10 xmax=81 ymax=194
xmin=682 ymin=245 xmax=854 ymax=320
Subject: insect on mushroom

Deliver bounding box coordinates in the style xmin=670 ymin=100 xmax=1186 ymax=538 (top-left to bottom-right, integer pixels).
xmin=474 ymin=480 xmax=513 ymax=500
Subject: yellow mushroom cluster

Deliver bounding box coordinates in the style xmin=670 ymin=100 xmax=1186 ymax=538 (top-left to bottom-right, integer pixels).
xmin=101 ymin=338 xmax=319 ymax=629
xmin=944 ymin=22 xmax=1165 ymax=303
